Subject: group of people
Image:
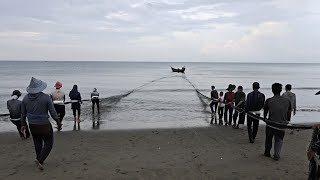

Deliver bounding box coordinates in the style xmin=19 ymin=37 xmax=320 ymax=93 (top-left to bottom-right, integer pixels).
xmin=5 ymin=77 xmax=320 ymax=178
xmin=6 ymin=77 xmax=101 ymax=170
xmin=209 ymin=82 xmax=296 ymax=161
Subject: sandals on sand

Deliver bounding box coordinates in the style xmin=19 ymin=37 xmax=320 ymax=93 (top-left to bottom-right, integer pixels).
xmin=34 ymin=159 xmax=44 ymax=171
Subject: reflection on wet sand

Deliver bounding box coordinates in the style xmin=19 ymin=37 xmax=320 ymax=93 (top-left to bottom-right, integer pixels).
xmin=73 ymin=123 xmax=81 ymax=131
xmin=92 ymin=113 xmax=101 ymax=130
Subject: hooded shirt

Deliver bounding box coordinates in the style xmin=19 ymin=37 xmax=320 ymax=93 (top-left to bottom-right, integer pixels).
xmin=91 ymin=89 xmax=99 ymax=100
xmin=69 ymin=86 xmax=81 ymax=102
xmin=282 ymin=91 xmax=296 ymax=112
xmin=7 ymin=98 xmax=22 ymax=119
xmin=21 ymin=92 xmax=59 ymax=125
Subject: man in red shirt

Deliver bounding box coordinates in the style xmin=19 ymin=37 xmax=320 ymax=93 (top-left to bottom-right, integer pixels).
xmin=224 ymin=84 xmax=236 ymax=126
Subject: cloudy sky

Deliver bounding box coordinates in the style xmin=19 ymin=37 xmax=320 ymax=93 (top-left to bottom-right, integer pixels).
xmin=0 ymin=0 xmax=319 ymax=62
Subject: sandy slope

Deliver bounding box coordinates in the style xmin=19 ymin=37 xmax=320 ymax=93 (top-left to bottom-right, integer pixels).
xmin=0 ymin=125 xmax=312 ymax=180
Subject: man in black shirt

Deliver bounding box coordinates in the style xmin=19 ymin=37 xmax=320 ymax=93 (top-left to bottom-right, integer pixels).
xmin=245 ymin=82 xmax=265 ymax=143
xmin=210 ymin=86 xmax=219 ymax=124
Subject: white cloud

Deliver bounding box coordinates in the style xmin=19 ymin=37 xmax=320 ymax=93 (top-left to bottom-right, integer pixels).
xmin=105 ymin=11 xmax=135 ymax=21
xmin=0 ymin=31 xmax=46 ymax=40
xmin=130 ymin=0 xmax=184 ymax=8
xmin=170 ymin=4 xmax=238 ymax=20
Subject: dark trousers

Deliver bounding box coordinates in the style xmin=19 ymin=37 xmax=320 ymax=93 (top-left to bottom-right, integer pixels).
xmin=224 ymin=105 xmax=233 ymax=125
xmin=11 ymin=120 xmax=30 ymax=138
xmin=247 ymin=114 xmax=260 ymax=141
xmin=309 ymin=157 xmax=320 ymax=180
xmin=264 ymin=126 xmax=285 ymax=159
xmin=210 ymin=101 xmax=218 ymax=113
xmin=92 ymin=99 xmax=100 ymax=113
xmin=31 ymin=127 xmax=54 ymax=164
xmin=218 ymin=107 xmax=224 ymax=120
xmin=233 ymin=110 xmax=245 ymax=125
xmin=72 ymin=108 xmax=81 ymax=118
xmin=54 ymin=104 xmax=65 ymax=122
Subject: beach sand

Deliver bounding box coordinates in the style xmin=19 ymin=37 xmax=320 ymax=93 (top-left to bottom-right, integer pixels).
xmin=0 ymin=125 xmax=312 ymax=180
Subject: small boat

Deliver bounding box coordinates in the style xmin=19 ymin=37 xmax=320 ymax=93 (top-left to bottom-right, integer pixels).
xmin=316 ymin=91 xmax=320 ymax=95
xmin=171 ymin=66 xmax=185 ymax=73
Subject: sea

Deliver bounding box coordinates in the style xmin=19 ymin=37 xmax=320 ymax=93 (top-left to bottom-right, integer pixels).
xmin=0 ymin=61 xmax=319 ymax=132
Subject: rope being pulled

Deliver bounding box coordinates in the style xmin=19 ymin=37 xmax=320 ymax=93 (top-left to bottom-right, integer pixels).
xmin=0 ymin=75 xmax=177 ymax=118
xmin=181 ymin=76 xmax=315 ymax=130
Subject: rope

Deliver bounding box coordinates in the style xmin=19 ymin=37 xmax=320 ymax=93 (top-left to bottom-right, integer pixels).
xmin=181 ymin=76 xmax=315 ymax=130
xmin=0 ymin=113 xmax=9 ymax=117
xmin=0 ymin=75 xmax=176 ymax=118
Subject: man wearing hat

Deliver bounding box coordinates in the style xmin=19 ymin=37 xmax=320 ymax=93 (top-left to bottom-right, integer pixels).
xmin=224 ymin=84 xmax=236 ymax=126
xmin=7 ymin=90 xmax=30 ymax=139
xmin=51 ymin=81 xmax=65 ymax=130
xmin=21 ymin=77 xmax=61 ymax=170
xmin=245 ymin=82 xmax=265 ymax=143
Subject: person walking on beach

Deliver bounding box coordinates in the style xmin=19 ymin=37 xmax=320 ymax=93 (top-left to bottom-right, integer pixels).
xmin=282 ymin=84 xmax=296 ymax=116
xmin=21 ymin=77 xmax=61 ymax=170
xmin=91 ymin=88 xmax=100 ymax=113
xmin=307 ymin=92 xmax=320 ymax=180
xmin=217 ymin=91 xmax=225 ymax=125
xmin=224 ymin=84 xmax=236 ymax=126
xmin=69 ymin=85 xmax=82 ymax=127
xmin=245 ymin=82 xmax=265 ymax=143
xmin=7 ymin=90 xmax=30 ymax=139
xmin=50 ymin=81 xmax=65 ymax=130
xmin=233 ymin=86 xmax=246 ymax=129
xmin=264 ymin=83 xmax=292 ymax=161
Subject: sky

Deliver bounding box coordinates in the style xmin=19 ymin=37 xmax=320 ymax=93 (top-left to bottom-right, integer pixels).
xmin=0 ymin=0 xmax=319 ymax=62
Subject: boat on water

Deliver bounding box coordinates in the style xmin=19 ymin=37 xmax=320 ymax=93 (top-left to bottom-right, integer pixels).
xmin=171 ymin=67 xmax=185 ymax=73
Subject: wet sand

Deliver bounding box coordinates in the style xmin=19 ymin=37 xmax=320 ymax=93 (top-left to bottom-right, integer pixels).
xmin=0 ymin=125 xmax=312 ymax=180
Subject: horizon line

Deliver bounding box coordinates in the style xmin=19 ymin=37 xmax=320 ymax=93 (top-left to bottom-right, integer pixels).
xmin=0 ymin=60 xmax=319 ymax=64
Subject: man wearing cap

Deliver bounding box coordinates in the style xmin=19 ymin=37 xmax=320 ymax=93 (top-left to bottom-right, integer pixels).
xmin=51 ymin=81 xmax=65 ymax=130
xmin=224 ymin=84 xmax=236 ymax=126
xmin=7 ymin=90 xmax=30 ymax=139
xmin=245 ymin=82 xmax=265 ymax=143
xmin=21 ymin=77 xmax=61 ymax=170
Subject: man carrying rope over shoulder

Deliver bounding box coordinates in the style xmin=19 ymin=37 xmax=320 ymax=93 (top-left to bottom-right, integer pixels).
xmin=307 ymin=91 xmax=320 ymax=180
xmin=264 ymin=83 xmax=292 ymax=161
